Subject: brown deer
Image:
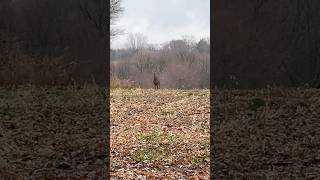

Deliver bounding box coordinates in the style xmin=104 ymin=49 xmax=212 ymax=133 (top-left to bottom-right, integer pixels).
xmin=153 ymin=72 xmax=160 ymax=89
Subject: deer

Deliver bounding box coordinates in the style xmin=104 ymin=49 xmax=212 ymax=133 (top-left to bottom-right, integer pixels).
xmin=153 ymin=72 xmax=160 ymax=89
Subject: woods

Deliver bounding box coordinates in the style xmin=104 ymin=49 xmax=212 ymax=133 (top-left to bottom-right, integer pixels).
xmin=111 ymin=34 xmax=210 ymax=89
xmin=0 ymin=0 xmax=109 ymax=86
xmin=2 ymin=0 xmax=320 ymax=88
xmin=213 ymin=0 xmax=320 ymax=88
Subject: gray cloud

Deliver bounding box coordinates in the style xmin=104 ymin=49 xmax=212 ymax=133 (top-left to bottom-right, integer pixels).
xmin=111 ymin=0 xmax=210 ymax=49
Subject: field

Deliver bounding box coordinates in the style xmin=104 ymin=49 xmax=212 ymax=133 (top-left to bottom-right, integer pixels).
xmin=0 ymin=85 xmax=108 ymax=179
xmin=0 ymin=86 xmax=210 ymax=179
xmin=212 ymin=88 xmax=320 ymax=179
xmin=110 ymin=89 xmax=210 ymax=179
xmin=2 ymin=86 xmax=319 ymax=179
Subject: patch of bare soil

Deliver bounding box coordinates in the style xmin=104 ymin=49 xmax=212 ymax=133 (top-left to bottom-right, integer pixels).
xmin=211 ymin=88 xmax=320 ymax=179
xmin=0 ymin=86 xmax=108 ymax=179
xmin=110 ymin=89 xmax=210 ymax=179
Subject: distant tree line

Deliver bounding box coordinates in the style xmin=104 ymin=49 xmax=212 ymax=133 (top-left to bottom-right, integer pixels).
xmin=213 ymin=0 xmax=320 ymax=88
xmin=111 ymin=33 xmax=210 ymax=89
xmin=0 ymin=0 xmax=112 ymax=86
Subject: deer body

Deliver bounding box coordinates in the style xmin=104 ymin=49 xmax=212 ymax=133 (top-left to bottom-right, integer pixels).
xmin=153 ymin=72 xmax=160 ymax=89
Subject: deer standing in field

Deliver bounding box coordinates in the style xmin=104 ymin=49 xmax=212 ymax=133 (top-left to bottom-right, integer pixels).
xmin=153 ymin=72 xmax=160 ymax=89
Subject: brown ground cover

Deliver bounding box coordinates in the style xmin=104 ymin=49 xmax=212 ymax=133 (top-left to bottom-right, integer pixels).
xmin=0 ymin=85 xmax=108 ymax=179
xmin=3 ymin=86 xmax=316 ymax=179
xmin=212 ymin=88 xmax=320 ymax=179
xmin=110 ymin=89 xmax=210 ymax=179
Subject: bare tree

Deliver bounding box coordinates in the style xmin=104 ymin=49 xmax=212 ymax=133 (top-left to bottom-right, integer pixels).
xmin=280 ymin=0 xmax=320 ymax=88
xmin=133 ymin=50 xmax=155 ymax=73
xmin=110 ymin=0 xmax=124 ymax=40
xmin=196 ymin=38 xmax=210 ymax=53
xmin=182 ymin=35 xmax=197 ymax=49
xmin=79 ymin=0 xmax=109 ymax=44
xmin=125 ymin=32 xmax=148 ymax=51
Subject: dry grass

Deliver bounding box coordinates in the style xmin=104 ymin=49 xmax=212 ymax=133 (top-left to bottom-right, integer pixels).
xmin=211 ymin=88 xmax=320 ymax=179
xmin=110 ymin=78 xmax=139 ymax=89
xmin=110 ymin=88 xmax=210 ymax=179
xmin=0 ymin=85 xmax=108 ymax=179
xmin=3 ymin=85 xmax=317 ymax=179
xmin=0 ymin=49 xmax=74 ymax=86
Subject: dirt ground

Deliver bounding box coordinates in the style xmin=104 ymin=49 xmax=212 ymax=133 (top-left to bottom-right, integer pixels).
xmin=110 ymin=89 xmax=210 ymax=179
xmin=0 ymin=85 xmax=108 ymax=179
xmin=211 ymin=88 xmax=320 ymax=179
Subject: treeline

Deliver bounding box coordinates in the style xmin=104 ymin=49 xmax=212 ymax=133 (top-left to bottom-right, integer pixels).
xmin=3 ymin=1 xmax=318 ymax=89
xmin=111 ymin=34 xmax=210 ymax=89
xmin=0 ymin=0 xmax=108 ymax=86
xmin=213 ymin=0 xmax=320 ymax=88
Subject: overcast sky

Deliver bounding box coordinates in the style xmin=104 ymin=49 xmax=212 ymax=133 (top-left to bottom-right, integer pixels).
xmin=111 ymin=0 xmax=210 ymax=49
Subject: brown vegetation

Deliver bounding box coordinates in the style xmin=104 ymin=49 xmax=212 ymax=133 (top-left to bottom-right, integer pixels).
xmin=211 ymin=88 xmax=320 ymax=179
xmin=0 ymin=0 xmax=109 ymax=86
xmin=0 ymin=85 xmax=108 ymax=179
xmin=111 ymin=77 xmax=139 ymax=89
xmin=111 ymin=88 xmax=210 ymax=179
xmin=111 ymin=35 xmax=210 ymax=89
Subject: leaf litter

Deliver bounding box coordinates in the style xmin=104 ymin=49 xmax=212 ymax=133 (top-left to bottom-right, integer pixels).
xmin=111 ymin=88 xmax=210 ymax=179
xmin=0 ymin=85 xmax=108 ymax=179
xmin=211 ymin=88 xmax=320 ymax=179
